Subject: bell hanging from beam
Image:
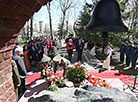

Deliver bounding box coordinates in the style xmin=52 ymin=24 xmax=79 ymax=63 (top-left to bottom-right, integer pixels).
xmin=85 ymin=0 xmax=128 ymax=32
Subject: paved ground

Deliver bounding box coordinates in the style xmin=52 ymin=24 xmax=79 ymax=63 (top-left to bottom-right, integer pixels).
xmin=18 ymin=45 xmax=138 ymax=101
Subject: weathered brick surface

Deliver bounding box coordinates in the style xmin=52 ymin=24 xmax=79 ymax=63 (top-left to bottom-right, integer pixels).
xmin=0 ymin=44 xmax=14 ymax=53
xmin=0 ymin=58 xmax=11 ymax=71
xmin=1 ymin=0 xmax=17 ymax=9
xmin=0 ymin=6 xmax=28 ymax=21
xmin=3 ymin=50 xmax=12 ymax=60
xmin=0 ymin=67 xmax=11 ymax=86
xmin=0 ymin=95 xmax=7 ymax=102
xmin=3 ymin=19 xmax=26 ymax=28
xmin=0 ymin=0 xmax=50 ymax=101
xmin=16 ymin=5 xmax=34 ymax=16
xmin=37 ymin=0 xmax=48 ymax=5
xmin=0 ymin=84 xmax=6 ymax=97
xmin=4 ymin=78 xmax=13 ymax=91
xmin=0 ymin=53 xmax=3 ymax=62
xmin=33 ymin=3 xmax=42 ymax=12
xmin=0 ymin=17 xmax=4 ymax=25
xmin=8 ymin=93 xmax=17 ymax=102
xmin=15 ymin=0 xmax=38 ymax=9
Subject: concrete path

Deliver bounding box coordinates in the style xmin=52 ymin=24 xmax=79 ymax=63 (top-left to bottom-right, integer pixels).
xmin=19 ymin=79 xmax=47 ymax=102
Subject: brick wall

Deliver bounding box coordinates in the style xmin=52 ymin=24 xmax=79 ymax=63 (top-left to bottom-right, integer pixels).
xmin=0 ymin=0 xmax=50 ymax=101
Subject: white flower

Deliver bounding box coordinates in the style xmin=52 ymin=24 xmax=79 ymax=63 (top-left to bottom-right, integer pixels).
xmin=80 ymin=64 xmax=85 ymax=67
xmin=52 ymin=75 xmax=55 ymax=79
xmin=91 ymin=75 xmax=95 ymax=77
xmin=68 ymin=65 xmax=73 ymax=68
xmin=61 ymin=77 xmax=64 ymax=80
xmin=47 ymin=77 xmax=50 ymax=80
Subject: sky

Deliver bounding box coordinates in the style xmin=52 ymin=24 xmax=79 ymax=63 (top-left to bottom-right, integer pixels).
xmin=32 ymin=0 xmax=92 ymax=31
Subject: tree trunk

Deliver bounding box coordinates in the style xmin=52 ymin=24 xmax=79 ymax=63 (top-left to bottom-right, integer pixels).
xmin=60 ymin=12 xmax=65 ymax=37
xmin=26 ymin=22 xmax=29 ymax=40
xmin=47 ymin=2 xmax=53 ymax=39
xmin=30 ymin=16 xmax=33 ymax=40
xmin=102 ymin=32 xmax=108 ymax=54
xmin=66 ymin=20 xmax=68 ymax=34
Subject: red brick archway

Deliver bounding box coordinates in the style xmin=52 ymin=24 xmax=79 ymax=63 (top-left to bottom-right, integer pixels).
xmin=0 ymin=0 xmax=51 ymax=101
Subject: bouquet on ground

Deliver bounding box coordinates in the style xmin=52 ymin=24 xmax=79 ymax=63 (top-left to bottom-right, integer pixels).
xmin=66 ymin=61 xmax=86 ymax=84
xmin=46 ymin=72 xmax=64 ymax=91
xmin=83 ymin=72 xmax=111 ymax=87
xmin=66 ymin=61 xmax=111 ymax=88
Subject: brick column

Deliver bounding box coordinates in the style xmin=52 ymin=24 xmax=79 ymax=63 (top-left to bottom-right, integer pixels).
xmin=0 ymin=0 xmax=50 ymax=101
xmin=0 ymin=44 xmax=17 ymax=102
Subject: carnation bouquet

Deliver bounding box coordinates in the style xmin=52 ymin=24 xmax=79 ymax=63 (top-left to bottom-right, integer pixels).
xmin=46 ymin=71 xmax=64 ymax=91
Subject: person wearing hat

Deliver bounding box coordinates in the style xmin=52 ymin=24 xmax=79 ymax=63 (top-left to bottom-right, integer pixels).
xmin=53 ymin=55 xmax=62 ymax=73
xmin=130 ymin=42 xmax=138 ymax=69
xmin=60 ymin=57 xmax=71 ymax=77
xmin=120 ymin=40 xmax=127 ymax=63
xmin=125 ymin=41 xmax=133 ymax=67
xmin=40 ymin=54 xmax=51 ymax=78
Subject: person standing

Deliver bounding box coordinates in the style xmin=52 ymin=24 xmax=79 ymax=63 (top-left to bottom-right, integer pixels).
xmin=12 ymin=47 xmax=27 ymax=99
xmin=76 ymin=38 xmax=84 ymax=61
xmin=130 ymin=42 xmax=138 ymax=69
xmin=48 ymin=42 xmax=55 ymax=59
xmin=23 ymin=42 xmax=30 ymax=70
xmin=11 ymin=60 xmax=21 ymax=100
xmin=66 ymin=39 xmax=74 ymax=62
xmin=125 ymin=41 xmax=133 ymax=67
xmin=120 ymin=40 xmax=126 ymax=63
xmin=29 ymin=45 xmax=37 ymax=66
xmin=102 ymin=44 xmax=113 ymax=70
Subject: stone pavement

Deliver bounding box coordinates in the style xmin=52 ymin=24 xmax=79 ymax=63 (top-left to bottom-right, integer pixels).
xmin=19 ymin=79 xmax=47 ymax=102
xmin=18 ymin=45 xmax=138 ymax=101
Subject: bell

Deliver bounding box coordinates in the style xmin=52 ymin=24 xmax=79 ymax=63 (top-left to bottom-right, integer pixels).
xmin=85 ymin=0 xmax=128 ymax=32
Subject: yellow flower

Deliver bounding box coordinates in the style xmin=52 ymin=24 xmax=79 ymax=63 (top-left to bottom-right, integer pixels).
xmin=85 ymin=75 xmax=88 ymax=78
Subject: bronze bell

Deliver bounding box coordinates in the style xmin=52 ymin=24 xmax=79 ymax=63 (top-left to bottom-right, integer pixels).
xmin=85 ymin=0 xmax=128 ymax=32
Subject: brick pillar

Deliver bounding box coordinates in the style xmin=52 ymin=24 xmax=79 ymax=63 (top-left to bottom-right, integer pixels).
xmin=0 ymin=44 xmax=17 ymax=102
xmin=0 ymin=0 xmax=50 ymax=101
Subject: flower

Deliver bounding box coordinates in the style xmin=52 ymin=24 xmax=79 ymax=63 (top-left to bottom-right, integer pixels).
xmin=77 ymin=61 xmax=80 ymax=66
xmin=66 ymin=62 xmax=86 ymax=84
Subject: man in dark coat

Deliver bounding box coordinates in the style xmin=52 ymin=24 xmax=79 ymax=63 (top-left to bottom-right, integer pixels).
xmin=12 ymin=47 xmax=27 ymax=99
xmin=120 ymin=40 xmax=126 ymax=63
xmin=130 ymin=42 xmax=138 ymax=69
xmin=125 ymin=41 xmax=133 ymax=66
xmin=29 ymin=45 xmax=37 ymax=66
xmin=76 ymin=38 xmax=84 ymax=61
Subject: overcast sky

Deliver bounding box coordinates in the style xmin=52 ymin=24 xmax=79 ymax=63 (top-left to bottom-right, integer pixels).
xmin=32 ymin=0 xmax=92 ymax=31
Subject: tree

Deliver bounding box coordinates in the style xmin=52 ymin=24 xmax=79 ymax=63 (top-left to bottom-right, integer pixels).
xmin=57 ymin=0 xmax=76 ymax=36
xmin=30 ymin=16 xmax=33 ymax=40
xmin=75 ymin=2 xmax=99 ymax=41
xmin=76 ymin=0 xmax=138 ymax=54
xmin=46 ymin=2 xmax=53 ymax=39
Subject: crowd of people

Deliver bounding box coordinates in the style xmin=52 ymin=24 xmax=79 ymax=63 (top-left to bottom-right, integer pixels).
xmin=120 ymin=40 xmax=138 ymax=69
xmin=11 ymin=35 xmax=60 ymax=100
xmin=11 ymin=34 xmax=86 ymax=100
xmin=11 ymin=32 xmax=138 ymax=101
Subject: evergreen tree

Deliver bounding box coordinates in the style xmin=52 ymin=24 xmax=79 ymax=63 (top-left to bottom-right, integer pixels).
xmin=75 ymin=0 xmax=138 ymax=51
